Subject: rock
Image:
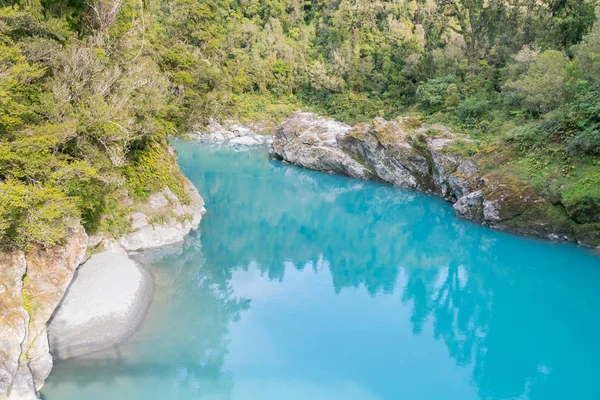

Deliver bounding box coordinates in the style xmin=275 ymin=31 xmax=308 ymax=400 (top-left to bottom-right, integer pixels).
xmin=448 ymin=159 xmax=480 ymax=201
xmin=229 ymin=135 xmax=260 ymax=145
xmin=47 ymin=250 xmax=153 ymax=360
xmin=194 ymin=119 xmax=274 ymax=145
xmin=0 ymin=224 xmax=88 ymax=400
xmin=270 ymin=112 xmax=578 ymax=243
xmin=452 ymin=173 xmax=574 ymax=239
xmin=270 ymin=112 xmax=467 ymax=196
xmin=118 ymin=177 xmax=206 ymax=251
xmin=453 ymin=190 xmax=485 ymax=221
xmin=269 ymin=112 xmax=375 ymax=180
xmin=0 ymin=252 xmax=29 ymax=400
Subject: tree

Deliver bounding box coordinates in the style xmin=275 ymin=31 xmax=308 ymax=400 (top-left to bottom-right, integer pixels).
xmin=504 ymin=50 xmax=568 ymax=115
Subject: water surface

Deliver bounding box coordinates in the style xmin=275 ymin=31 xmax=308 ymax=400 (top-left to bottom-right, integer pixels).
xmin=43 ymin=143 xmax=600 ymax=400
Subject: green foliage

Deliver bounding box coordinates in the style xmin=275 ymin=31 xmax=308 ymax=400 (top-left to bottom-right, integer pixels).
xmin=566 ymin=128 xmax=600 ymax=154
xmin=99 ymin=197 xmax=133 ymax=239
xmin=443 ymin=139 xmax=480 ymax=157
xmin=416 ymin=76 xmax=459 ymax=113
xmin=456 ymin=95 xmax=489 ymax=125
xmin=504 ymin=50 xmax=568 ymax=115
xmin=0 ymin=180 xmax=79 ymax=249
xmin=124 ymin=139 xmax=189 ymax=203
xmin=1 ymin=0 xmax=600 ymax=248
xmin=0 ymin=2 xmax=182 ymax=248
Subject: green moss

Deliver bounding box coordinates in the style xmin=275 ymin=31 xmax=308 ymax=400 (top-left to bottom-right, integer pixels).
xmin=573 ymin=223 xmax=600 ymax=247
xmin=21 ymin=283 xmax=37 ymax=317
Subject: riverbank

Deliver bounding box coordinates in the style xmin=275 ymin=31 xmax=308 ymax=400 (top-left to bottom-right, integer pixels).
xmin=0 ymin=170 xmax=206 ymax=400
xmin=270 ymin=112 xmax=599 ymax=248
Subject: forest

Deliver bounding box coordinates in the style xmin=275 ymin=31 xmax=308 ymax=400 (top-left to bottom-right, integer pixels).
xmin=0 ymin=0 xmax=599 ymax=248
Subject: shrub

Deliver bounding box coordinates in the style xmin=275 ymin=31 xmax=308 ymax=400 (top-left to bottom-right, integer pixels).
xmin=416 ymin=76 xmax=459 ymax=112
xmin=503 ymin=50 xmax=568 ymax=115
xmin=566 ymin=128 xmax=600 ymax=154
xmin=124 ymin=139 xmax=189 ymax=203
xmin=0 ymin=181 xmax=79 ymax=249
xmin=456 ymin=94 xmax=489 ymax=125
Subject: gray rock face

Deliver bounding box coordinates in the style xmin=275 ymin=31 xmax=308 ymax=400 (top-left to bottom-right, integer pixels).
xmin=194 ymin=119 xmax=273 ymax=145
xmin=270 ymin=112 xmax=468 ymax=198
xmin=269 ymin=112 xmax=376 ymax=180
xmin=118 ymin=177 xmax=206 ymax=251
xmin=0 ymin=224 xmax=88 ymax=400
xmin=47 ymin=251 xmax=153 ymax=360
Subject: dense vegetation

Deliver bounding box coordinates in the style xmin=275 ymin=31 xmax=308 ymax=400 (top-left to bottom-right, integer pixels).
xmin=1 ymin=0 xmax=599 ymax=249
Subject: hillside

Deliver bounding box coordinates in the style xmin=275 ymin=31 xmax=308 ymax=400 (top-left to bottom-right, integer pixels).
xmin=0 ymin=0 xmax=599 ymax=249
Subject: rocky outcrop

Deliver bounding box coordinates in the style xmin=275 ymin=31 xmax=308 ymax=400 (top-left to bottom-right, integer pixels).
xmin=269 ymin=112 xmax=374 ymax=179
xmin=0 ymin=224 xmax=88 ymax=400
xmin=270 ymin=112 xmax=588 ymax=245
xmin=193 ymin=119 xmax=273 ymax=145
xmin=117 ymin=177 xmax=206 ymax=251
xmin=270 ymin=112 xmax=471 ymax=198
xmin=47 ymin=250 xmax=153 ymax=360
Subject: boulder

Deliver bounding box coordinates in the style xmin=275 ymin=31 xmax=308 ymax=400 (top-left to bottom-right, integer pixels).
xmin=269 ymin=112 xmax=375 ymax=179
xmin=270 ymin=112 xmax=579 ymax=243
xmin=453 ymin=173 xmax=574 ymax=240
xmin=270 ymin=112 xmax=468 ymax=196
xmin=47 ymin=250 xmax=153 ymax=360
xmin=194 ymin=119 xmax=273 ymax=145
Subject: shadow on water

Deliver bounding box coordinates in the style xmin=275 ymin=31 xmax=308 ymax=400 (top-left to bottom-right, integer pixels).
xmin=42 ymin=143 xmax=600 ymax=400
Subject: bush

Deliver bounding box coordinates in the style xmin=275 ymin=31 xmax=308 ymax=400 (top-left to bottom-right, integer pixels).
xmin=124 ymin=139 xmax=189 ymax=203
xmin=0 ymin=181 xmax=79 ymax=249
xmin=456 ymin=94 xmax=489 ymax=125
xmin=506 ymin=125 xmax=547 ymax=151
xmin=416 ymin=76 xmax=459 ymax=112
xmin=503 ymin=50 xmax=568 ymax=115
xmin=566 ymin=128 xmax=600 ymax=154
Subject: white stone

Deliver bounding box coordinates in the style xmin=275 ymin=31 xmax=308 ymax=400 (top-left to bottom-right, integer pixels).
xmin=229 ymin=135 xmax=260 ymax=145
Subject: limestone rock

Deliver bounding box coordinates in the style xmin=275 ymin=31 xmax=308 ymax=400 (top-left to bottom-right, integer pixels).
xmin=118 ymin=177 xmax=206 ymax=251
xmin=269 ymin=112 xmax=376 ymax=179
xmin=452 ymin=173 xmax=574 ymax=239
xmin=270 ymin=112 xmax=467 ymax=196
xmin=48 ymin=250 xmax=153 ymax=360
xmin=0 ymin=252 xmax=28 ymax=400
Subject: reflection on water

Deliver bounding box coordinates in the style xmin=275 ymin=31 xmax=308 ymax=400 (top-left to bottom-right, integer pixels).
xmin=42 ymin=143 xmax=600 ymax=400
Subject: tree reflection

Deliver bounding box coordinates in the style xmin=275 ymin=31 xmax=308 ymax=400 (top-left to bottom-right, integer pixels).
xmin=172 ymin=142 xmax=600 ymax=400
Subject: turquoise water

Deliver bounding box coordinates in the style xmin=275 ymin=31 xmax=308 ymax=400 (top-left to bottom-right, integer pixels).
xmin=42 ymin=142 xmax=600 ymax=400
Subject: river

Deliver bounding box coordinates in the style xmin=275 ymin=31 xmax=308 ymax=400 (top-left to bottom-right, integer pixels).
xmin=42 ymin=142 xmax=600 ymax=400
